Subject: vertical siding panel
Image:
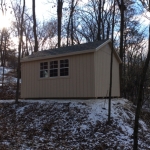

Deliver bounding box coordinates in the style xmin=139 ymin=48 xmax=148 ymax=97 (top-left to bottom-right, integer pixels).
xmin=68 ymin=57 xmax=72 ymax=97
xmin=76 ymin=55 xmax=80 ymax=97
xmin=21 ymin=63 xmax=24 ymax=98
xmin=33 ymin=62 xmax=35 ymax=98
xmin=29 ymin=62 xmax=32 ymax=97
xmin=24 ymin=63 xmax=27 ymax=97
xmin=73 ymin=56 xmax=76 ymax=98
xmin=87 ymin=54 xmax=95 ymax=97
xmin=83 ymin=54 xmax=87 ymax=97
xmin=78 ymin=55 xmax=80 ymax=97
xmin=94 ymin=53 xmax=97 ymax=97
xmin=23 ymin=63 xmax=25 ymax=98
xmin=81 ymin=55 xmax=84 ymax=97
xmin=27 ymin=62 xmax=30 ymax=97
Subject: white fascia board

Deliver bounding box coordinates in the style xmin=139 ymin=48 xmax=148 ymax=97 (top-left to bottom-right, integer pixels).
xmin=95 ymin=39 xmax=111 ymax=51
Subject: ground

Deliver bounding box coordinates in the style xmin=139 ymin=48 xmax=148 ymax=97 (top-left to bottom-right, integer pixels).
xmin=0 ymin=98 xmax=149 ymax=150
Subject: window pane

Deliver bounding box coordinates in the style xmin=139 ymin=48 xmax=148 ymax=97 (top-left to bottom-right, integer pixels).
xmin=40 ymin=71 xmax=44 ymax=78
xmin=54 ymin=64 xmax=58 ymax=68
xmin=40 ymin=63 xmax=43 ymax=70
xmin=54 ymin=61 xmax=58 ymax=65
xmin=65 ymin=63 xmax=69 ymax=67
xmin=44 ymin=65 xmax=48 ymax=69
xmin=60 ymin=68 xmax=68 ymax=76
xmin=65 ymin=59 xmax=68 ymax=63
xmin=44 ymin=70 xmax=48 ymax=77
xmin=50 ymin=61 xmax=58 ymax=69
xmin=60 ymin=64 xmax=64 ymax=68
xmin=60 ymin=60 xmax=63 ymax=64
xmin=60 ymin=59 xmax=69 ymax=76
xmin=44 ymin=62 xmax=48 ymax=66
xmin=50 ymin=69 xmax=58 ymax=77
xmin=40 ymin=62 xmax=48 ymax=78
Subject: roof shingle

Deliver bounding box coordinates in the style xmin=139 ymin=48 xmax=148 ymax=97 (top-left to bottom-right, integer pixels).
xmin=22 ymin=39 xmax=109 ymax=60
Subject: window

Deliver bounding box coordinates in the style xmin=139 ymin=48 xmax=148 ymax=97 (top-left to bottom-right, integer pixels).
xmin=40 ymin=62 xmax=48 ymax=78
xmin=60 ymin=59 xmax=69 ymax=76
xmin=40 ymin=59 xmax=69 ymax=78
xmin=50 ymin=61 xmax=58 ymax=77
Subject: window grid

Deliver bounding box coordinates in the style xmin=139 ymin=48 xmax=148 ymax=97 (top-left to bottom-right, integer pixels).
xmin=40 ymin=62 xmax=48 ymax=78
xmin=40 ymin=59 xmax=69 ymax=78
xmin=60 ymin=59 xmax=69 ymax=76
xmin=50 ymin=61 xmax=58 ymax=77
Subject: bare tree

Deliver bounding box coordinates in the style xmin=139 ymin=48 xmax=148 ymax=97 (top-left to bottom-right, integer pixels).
xmin=32 ymin=0 xmax=38 ymax=52
xmin=133 ymin=1 xmax=150 ymax=149
xmin=108 ymin=0 xmax=115 ymax=124
xmin=66 ymin=0 xmax=79 ymax=46
xmin=57 ymin=0 xmax=63 ymax=47
xmin=15 ymin=0 xmax=25 ymax=103
xmin=116 ymin=0 xmax=126 ymax=97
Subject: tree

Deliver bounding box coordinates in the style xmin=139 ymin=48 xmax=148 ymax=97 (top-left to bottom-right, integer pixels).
xmin=15 ymin=0 xmax=25 ymax=103
xmin=66 ymin=0 xmax=79 ymax=46
xmin=116 ymin=0 xmax=126 ymax=97
xmin=57 ymin=0 xmax=63 ymax=47
xmin=32 ymin=0 xmax=38 ymax=52
xmin=108 ymin=0 xmax=115 ymax=124
xmin=133 ymin=0 xmax=150 ymax=149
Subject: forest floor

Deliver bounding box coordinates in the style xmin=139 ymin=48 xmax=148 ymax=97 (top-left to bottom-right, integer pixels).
xmin=0 ymin=98 xmax=149 ymax=150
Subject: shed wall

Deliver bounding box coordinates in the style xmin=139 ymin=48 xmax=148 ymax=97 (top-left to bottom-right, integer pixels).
xmin=94 ymin=44 xmax=120 ymax=97
xmin=21 ymin=53 xmax=95 ymax=98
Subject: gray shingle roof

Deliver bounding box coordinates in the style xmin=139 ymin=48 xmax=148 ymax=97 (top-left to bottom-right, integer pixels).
xmin=23 ymin=39 xmax=109 ymax=60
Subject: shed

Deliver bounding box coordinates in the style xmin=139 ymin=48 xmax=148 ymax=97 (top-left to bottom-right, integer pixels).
xmin=21 ymin=39 xmax=121 ymax=99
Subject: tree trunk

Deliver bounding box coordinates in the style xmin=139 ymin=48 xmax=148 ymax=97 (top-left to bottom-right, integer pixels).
xmin=108 ymin=0 xmax=115 ymax=124
xmin=2 ymin=32 xmax=7 ymax=89
xmin=15 ymin=0 xmax=25 ymax=103
xmin=97 ymin=1 xmax=101 ymax=41
xmin=133 ymin=24 xmax=150 ymax=150
xmin=116 ymin=0 xmax=125 ymax=97
xmin=32 ymin=0 xmax=38 ymax=52
xmin=57 ymin=0 xmax=63 ymax=48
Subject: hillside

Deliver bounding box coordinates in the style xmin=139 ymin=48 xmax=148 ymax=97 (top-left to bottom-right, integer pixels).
xmin=0 ymin=98 xmax=149 ymax=149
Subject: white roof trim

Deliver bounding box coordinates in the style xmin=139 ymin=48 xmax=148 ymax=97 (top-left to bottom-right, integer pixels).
xmin=95 ymin=39 xmax=111 ymax=51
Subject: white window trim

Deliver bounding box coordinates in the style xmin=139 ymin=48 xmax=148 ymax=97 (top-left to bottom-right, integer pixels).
xmin=60 ymin=59 xmax=69 ymax=77
xmin=50 ymin=60 xmax=58 ymax=77
xmin=39 ymin=58 xmax=69 ymax=79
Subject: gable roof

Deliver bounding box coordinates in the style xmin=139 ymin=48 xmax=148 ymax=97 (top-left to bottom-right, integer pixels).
xmin=21 ymin=39 xmax=121 ymax=63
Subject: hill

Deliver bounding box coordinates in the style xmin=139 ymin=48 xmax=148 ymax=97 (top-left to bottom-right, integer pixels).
xmin=0 ymin=98 xmax=149 ymax=149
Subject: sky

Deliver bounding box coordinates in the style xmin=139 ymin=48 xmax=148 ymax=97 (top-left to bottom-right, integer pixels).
xmin=25 ymin=0 xmax=54 ymax=21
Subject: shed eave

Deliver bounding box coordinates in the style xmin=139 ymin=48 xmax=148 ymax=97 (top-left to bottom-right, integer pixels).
xmin=21 ymin=49 xmax=95 ymax=63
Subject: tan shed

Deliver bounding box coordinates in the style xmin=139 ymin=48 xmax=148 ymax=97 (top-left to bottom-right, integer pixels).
xmin=21 ymin=39 xmax=121 ymax=99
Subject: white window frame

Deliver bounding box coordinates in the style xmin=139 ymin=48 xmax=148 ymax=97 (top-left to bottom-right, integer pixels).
xmin=40 ymin=62 xmax=48 ymax=78
xmin=39 ymin=59 xmax=69 ymax=78
xmin=50 ymin=60 xmax=58 ymax=77
xmin=60 ymin=59 xmax=69 ymax=77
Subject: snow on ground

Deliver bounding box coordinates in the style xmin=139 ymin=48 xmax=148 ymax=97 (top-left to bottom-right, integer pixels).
xmin=0 ymin=67 xmax=17 ymax=86
xmin=0 ymin=98 xmax=149 ymax=149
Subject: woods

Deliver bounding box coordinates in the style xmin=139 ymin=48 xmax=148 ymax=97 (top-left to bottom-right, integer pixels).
xmin=0 ymin=0 xmax=150 ymax=149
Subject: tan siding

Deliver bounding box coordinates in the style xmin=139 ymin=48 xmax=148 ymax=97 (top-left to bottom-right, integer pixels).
xmin=21 ymin=53 xmax=95 ymax=98
xmin=94 ymin=44 xmax=120 ymax=97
